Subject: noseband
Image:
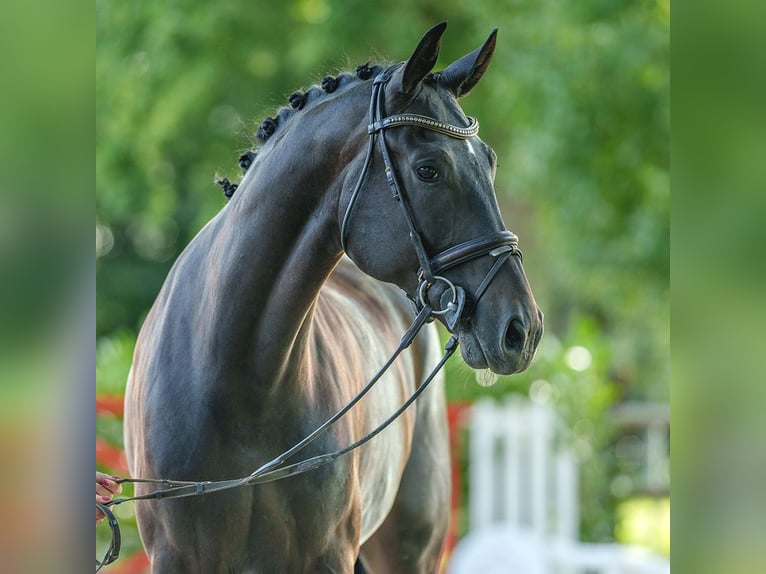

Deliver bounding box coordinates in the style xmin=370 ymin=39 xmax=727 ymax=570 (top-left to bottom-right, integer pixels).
xmin=97 ymin=66 xmax=525 ymax=572
xmin=341 ymin=66 xmax=522 ymax=331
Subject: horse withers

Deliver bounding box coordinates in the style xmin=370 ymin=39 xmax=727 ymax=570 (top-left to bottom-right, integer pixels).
xmin=124 ymin=22 xmax=542 ymax=573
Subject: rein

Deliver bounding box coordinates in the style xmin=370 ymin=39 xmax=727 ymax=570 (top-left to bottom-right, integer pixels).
xmin=97 ymin=66 xmax=522 ymax=572
xmin=99 ymin=306 xmax=456 ymax=572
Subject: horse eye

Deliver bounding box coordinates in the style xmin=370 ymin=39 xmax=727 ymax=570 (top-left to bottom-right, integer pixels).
xmin=416 ymin=166 xmax=439 ymax=181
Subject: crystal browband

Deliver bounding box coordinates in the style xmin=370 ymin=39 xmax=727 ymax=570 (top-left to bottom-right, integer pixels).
xmin=369 ymin=114 xmax=479 ymax=139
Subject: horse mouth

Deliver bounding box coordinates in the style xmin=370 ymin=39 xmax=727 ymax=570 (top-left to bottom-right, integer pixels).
xmin=457 ymin=329 xmax=534 ymax=375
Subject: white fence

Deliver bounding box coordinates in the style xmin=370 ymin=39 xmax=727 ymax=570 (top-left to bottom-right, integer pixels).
xmin=447 ymin=398 xmax=669 ymax=574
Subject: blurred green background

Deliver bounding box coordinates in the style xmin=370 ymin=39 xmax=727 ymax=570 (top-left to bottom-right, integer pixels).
xmin=96 ymin=0 xmax=668 ymax=565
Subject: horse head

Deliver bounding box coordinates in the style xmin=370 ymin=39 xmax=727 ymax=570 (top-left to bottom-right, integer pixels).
xmin=340 ymin=23 xmax=543 ymax=375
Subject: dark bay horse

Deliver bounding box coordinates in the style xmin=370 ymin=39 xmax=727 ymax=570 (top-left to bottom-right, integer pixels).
xmin=124 ymin=23 xmax=542 ymax=573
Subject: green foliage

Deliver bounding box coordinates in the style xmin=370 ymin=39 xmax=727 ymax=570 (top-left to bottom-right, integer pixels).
xmin=96 ymin=330 xmax=136 ymax=395
xmin=97 ymin=0 xmax=668 ymax=547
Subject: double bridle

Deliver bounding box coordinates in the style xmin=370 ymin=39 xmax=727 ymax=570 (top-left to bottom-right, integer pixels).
xmin=96 ymin=66 xmax=523 ymax=571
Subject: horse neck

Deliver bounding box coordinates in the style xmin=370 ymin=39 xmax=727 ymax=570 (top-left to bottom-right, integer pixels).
xmin=192 ymin=101 xmax=366 ymax=392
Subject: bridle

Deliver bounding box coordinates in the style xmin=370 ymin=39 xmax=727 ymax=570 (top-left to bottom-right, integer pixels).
xmin=341 ymin=65 xmax=522 ymax=331
xmin=96 ymin=66 xmax=523 ymax=571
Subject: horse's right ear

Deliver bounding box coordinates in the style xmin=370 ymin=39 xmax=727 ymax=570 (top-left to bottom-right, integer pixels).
xmin=438 ymin=28 xmax=497 ymax=98
xmin=397 ymin=22 xmax=448 ymax=96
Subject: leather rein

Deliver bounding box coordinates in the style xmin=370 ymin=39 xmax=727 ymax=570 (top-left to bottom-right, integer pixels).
xmin=97 ymin=66 xmax=522 ymax=571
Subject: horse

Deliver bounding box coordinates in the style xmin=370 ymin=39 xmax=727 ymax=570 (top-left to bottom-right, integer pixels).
xmin=124 ymin=22 xmax=543 ymax=573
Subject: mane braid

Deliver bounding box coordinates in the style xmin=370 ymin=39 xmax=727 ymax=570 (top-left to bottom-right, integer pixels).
xmin=239 ymin=151 xmax=256 ymax=173
xmin=214 ymin=176 xmax=238 ymax=199
xmin=215 ymin=63 xmax=384 ymax=200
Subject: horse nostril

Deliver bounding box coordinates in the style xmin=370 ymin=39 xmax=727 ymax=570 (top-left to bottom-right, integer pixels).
xmin=505 ymin=318 xmax=527 ymax=351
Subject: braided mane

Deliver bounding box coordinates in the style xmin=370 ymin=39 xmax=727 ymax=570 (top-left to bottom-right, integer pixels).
xmin=215 ymin=63 xmax=383 ymax=200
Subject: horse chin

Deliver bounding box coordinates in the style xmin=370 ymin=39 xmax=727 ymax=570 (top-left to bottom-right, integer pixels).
xmin=458 ymin=330 xmax=530 ymax=376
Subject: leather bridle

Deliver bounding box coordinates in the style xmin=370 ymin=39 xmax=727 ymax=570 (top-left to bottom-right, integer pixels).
xmin=341 ymin=65 xmax=522 ymax=332
xmin=96 ymin=66 xmax=523 ymax=571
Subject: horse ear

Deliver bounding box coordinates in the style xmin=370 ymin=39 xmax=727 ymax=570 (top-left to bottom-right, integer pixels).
xmin=438 ymin=28 xmax=498 ymax=98
xmin=398 ymin=22 xmax=448 ymax=95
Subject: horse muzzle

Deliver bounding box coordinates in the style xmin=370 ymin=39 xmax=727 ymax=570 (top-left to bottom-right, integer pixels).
xmin=457 ymin=302 xmax=543 ymax=375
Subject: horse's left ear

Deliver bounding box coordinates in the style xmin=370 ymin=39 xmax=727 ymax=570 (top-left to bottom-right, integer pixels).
xmin=438 ymin=29 xmax=498 ymax=98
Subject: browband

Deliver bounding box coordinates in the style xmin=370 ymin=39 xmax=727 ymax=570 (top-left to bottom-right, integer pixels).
xmin=369 ymin=114 xmax=479 ymax=139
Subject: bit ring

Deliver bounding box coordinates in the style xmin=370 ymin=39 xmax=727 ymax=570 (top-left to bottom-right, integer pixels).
xmin=418 ymin=275 xmax=458 ymax=316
